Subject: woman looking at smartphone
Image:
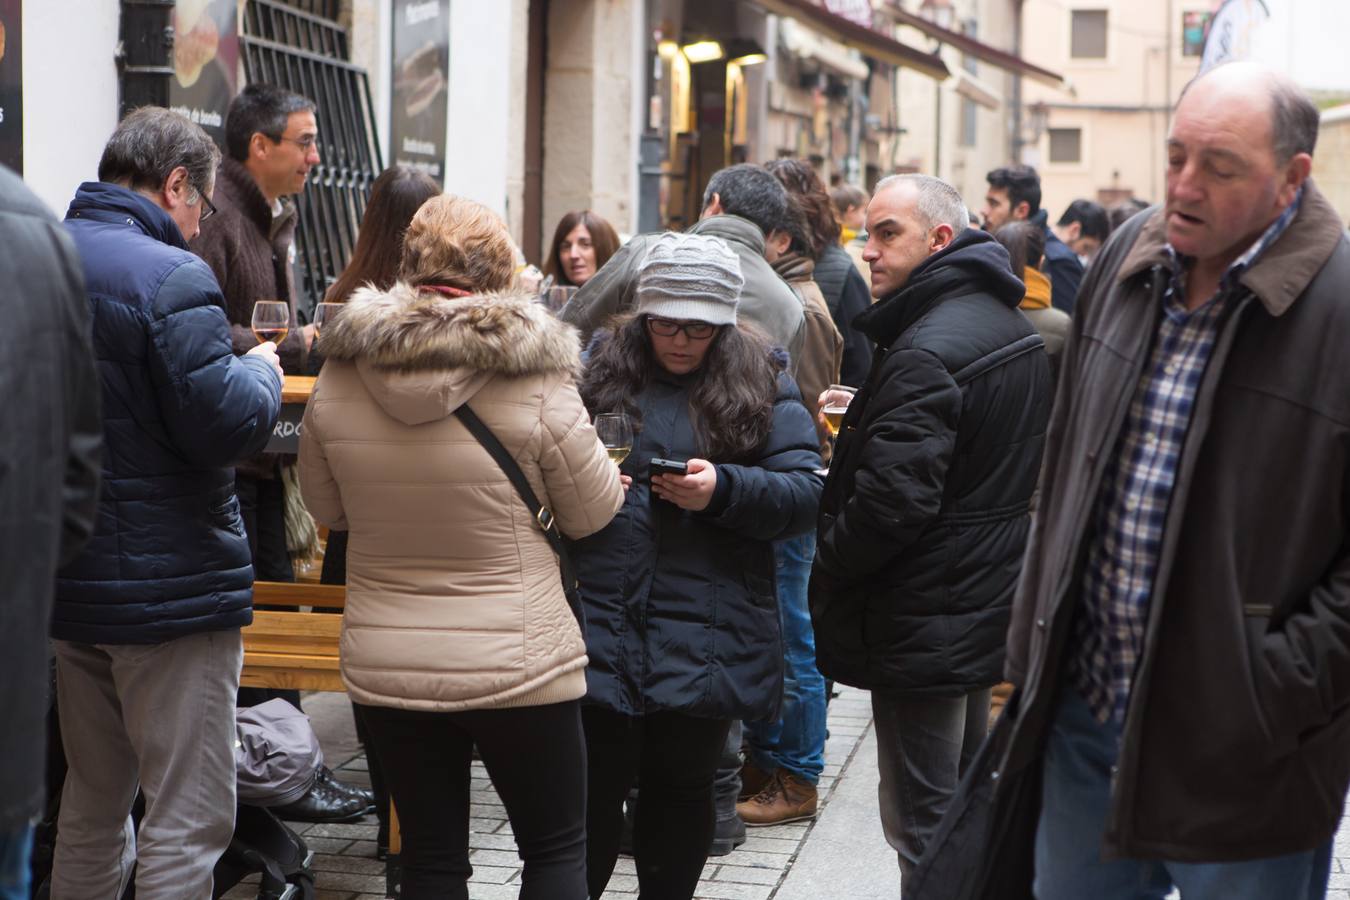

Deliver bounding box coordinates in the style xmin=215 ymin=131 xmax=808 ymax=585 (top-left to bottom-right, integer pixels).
xmin=573 ymin=232 xmax=823 ymax=900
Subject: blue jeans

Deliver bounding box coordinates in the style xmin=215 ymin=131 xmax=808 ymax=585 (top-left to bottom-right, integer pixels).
xmin=1035 ymin=686 xmax=1334 ymax=900
xmin=0 ymin=824 xmax=33 ymax=900
xmin=745 ymin=532 xmax=827 ymax=783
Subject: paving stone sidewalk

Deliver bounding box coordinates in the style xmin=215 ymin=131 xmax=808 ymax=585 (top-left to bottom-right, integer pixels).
xmin=223 ymin=685 xmax=877 ymax=900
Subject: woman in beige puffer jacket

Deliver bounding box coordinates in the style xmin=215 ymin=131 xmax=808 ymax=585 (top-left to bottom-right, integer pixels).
xmin=298 ymin=195 xmax=623 ymax=900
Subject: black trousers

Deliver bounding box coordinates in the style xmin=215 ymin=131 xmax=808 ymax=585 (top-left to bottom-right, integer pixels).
xmin=356 ymin=700 xmax=588 ymax=900
xmin=235 ymin=473 xmax=300 ymax=710
xmin=583 ymin=707 xmax=732 ymax=900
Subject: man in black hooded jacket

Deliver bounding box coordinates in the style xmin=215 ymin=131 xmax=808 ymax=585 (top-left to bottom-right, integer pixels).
xmin=810 ymin=173 xmax=1051 ymax=879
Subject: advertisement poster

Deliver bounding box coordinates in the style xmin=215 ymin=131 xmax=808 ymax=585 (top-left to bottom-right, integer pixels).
xmin=390 ymin=0 xmax=449 ymax=184
xmin=0 ymin=0 xmax=22 ymax=173
xmin=169 ymin=0 xmax=239 ymax=145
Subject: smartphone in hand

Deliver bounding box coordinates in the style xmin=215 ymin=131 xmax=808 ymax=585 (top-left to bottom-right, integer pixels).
xmin=649 ymin=458 xmax=689 ymax=478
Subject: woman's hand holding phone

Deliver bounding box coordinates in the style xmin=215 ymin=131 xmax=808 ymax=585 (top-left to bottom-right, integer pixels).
xmin=652 ymin=458 xmax=716 ymax=511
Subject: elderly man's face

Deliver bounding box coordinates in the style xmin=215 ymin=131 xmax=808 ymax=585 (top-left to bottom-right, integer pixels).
xmin=1164 ymin=79 xmax=1301 ymax=268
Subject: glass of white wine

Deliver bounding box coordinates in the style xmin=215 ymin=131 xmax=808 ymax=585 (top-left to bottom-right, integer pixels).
xmin=251 ymin=301 xmax=290 ymax=346
xmin=312 ymin=302 xmax=342 ymax=336
xmin=594 ymin=413 xmax=633 ymax=466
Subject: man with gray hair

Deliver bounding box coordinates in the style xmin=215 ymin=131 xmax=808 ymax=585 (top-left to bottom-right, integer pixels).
xmin=52 ymin=106 xmax=283 ymax=898
xmin=917 ymin=61 xmax=1348 ymax=900
xmin=809 ymin=172 xmax=1051 ymax=879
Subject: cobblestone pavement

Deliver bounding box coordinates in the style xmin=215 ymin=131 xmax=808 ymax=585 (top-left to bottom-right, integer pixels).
xmin=223 ymin=684 xmax=1350 ymax=900
xmin=223 ymin=686 xmax=877 ymax=900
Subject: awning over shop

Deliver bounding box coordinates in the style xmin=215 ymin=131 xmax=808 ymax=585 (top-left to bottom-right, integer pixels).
xmin=954 ymin=70 xmax=1000 ymax=110
xmin=779 ymin=17 xmax=871 ymax=81
xmin=751 ymin=0 xmax=949 ymax=81
xmin=887 ymin=6 xmax=1065 ymax=88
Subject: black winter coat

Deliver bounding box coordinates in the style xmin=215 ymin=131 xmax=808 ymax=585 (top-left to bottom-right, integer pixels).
xmin=810 ymin=229 xmax=1051 ymax=694
xmin=0 ymin=165 xmax=102 ymax=832
xmin=55 ymin=183 xmax=283 ymax=645
xmin=573 ymin=367 xmax=823 ymax=721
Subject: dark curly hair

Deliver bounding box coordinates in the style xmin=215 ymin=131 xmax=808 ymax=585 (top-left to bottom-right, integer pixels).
xmin=581 ymin=315 xmax=779 ymax=462
xmin=764 ymin=158 xmax=841 ymax=258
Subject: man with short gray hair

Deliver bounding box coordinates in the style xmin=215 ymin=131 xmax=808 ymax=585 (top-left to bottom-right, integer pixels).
xmin=809 ymin=172 xmax=1051 ymax=879
xmin=52 ymin=106 xmax=283 ymax=898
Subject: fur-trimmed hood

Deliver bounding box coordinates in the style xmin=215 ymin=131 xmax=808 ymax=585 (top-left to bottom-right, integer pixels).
xmin=319 ymin=282 xmax=582 ymax=425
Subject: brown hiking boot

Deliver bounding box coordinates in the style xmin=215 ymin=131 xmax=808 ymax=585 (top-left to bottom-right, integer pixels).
xmin=736 ymin=770 xmax=818 ymax=826
xmin=737 ymin=760 xmax=774 ymax=802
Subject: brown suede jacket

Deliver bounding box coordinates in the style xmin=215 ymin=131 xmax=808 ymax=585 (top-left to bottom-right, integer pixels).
xmin=1003 ymin=180 xmax=1350 ymax=861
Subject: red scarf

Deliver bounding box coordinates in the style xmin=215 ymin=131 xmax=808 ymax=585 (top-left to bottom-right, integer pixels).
xmin=418 ymin=284 xmax=474 ymax=298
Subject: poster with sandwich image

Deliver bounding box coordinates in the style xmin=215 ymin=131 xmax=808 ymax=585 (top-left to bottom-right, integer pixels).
xmin=390 ymin=0 xmax=449 ymax=185
xmin=0 ymin=0 xmax=21 ymax=173
xmin=169 ymin=0 xmax=239 ymax=145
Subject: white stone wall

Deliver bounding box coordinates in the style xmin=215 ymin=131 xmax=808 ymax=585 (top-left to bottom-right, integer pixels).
xmin=21 ymin=3 xmax=121 ymax=216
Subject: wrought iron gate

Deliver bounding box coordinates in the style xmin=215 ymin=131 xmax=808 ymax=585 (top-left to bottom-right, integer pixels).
xmin=241 ymin=0 xmax=383 ymax=310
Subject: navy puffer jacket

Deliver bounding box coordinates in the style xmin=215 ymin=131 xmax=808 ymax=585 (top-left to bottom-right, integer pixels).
xmin=810 ymin=228 xmax=1051 ymax=694
xmin=54 ymin=183 xmax=282 ymax=644
xmin=572 ymin=361 xmax=823 ymax=722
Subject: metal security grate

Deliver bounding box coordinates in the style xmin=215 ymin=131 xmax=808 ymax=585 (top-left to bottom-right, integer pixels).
xmin=241 ymin=0 xmax=383 ymax=310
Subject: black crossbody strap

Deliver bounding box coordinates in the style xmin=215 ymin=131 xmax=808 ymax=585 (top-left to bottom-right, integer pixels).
xmin=452 ymin=405 xmax=583 ymax=622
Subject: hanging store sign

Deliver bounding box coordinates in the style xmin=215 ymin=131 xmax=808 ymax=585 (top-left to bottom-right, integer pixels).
xmin=169 ymin=0 xmax=239 ymax=144
xmin=390 ymin=0 xmax=449 ymax=184
xmin=0 ymin=0 xmax=21 ymax=173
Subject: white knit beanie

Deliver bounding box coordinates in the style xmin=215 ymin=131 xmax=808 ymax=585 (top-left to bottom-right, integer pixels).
xmin=635 ymin=232 xmax=744 ymax=326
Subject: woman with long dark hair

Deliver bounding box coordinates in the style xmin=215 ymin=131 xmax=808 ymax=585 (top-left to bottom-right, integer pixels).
xmin=323 ymin=165 xmax=441 ymax=306
xmin=543 ymin=209 xmax=620 ymax=287
xmin=573 ymin=232 xmax=823 ymax=900
xmin=299 ymin=195 xmax=624 ymax=899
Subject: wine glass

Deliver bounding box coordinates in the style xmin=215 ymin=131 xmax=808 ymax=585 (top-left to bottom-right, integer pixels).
xmin=312 ymin=302 xmax=342 ymax=335
xmin=251 ymin=301 xmax=290 ymax=346
xmin=594 ymin=413 xmax=633 ymax=466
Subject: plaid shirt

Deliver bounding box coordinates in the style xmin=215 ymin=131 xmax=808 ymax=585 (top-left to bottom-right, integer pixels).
xmin=1069 ymin=194 xmax=1302 ymax=724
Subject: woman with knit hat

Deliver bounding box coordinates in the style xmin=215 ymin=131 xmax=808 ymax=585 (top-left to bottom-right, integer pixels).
xmin=297 ymin=194 xmax=624 ymax=900
xmin=573 ymin=231 xmax=823 ymax=899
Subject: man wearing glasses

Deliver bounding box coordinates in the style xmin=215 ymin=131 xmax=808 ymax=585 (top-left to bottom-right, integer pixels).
xmin=191 ymin=82 xmax=319 ymax=656
xmin=52 ymin=107 xmax=283 ymax=898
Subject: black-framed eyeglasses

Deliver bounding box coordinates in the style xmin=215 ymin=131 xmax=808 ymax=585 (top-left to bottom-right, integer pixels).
xmin=646 ymin=316 xmax=717 ymax=340
xmin=189 ymin=188 xmax=217 ymax=221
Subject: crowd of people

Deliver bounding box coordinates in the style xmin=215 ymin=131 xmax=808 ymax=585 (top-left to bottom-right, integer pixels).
xmin=3 ymin=59 xmax=1349 ymax=900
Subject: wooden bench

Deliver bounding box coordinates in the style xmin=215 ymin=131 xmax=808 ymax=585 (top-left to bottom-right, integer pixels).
xmin=241 ymin=581 xmax=402 ymax=895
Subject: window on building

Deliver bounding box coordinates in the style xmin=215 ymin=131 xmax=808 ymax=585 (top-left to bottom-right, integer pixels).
xmin=960 ymin=98 xmax=978 ymax=147
xmin=1048 ymin=127 xmax=1083 ymax=164
xmin=1071 ymin=9 xmax=1108 ymax=59
xmin=1181 ymin=10 xmax=1211 ymax=57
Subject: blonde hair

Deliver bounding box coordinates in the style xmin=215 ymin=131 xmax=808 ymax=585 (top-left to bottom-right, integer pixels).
xmin=399 ymin=195 xmax=516 ymax=292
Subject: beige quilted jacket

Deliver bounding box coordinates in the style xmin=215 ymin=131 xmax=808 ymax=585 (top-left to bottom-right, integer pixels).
xmin=298 ymin=285 xmax=623 ymax=712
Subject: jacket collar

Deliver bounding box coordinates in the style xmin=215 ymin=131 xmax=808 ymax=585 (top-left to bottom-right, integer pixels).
xmin=689 ymin=214 xmax=766 ymax=257
xmin=771 ymin=252 xmax=815 ymax=284
xmin=1019 ymin=267 xmax=1053 ymax=310
xmin=65 ymin=182 xmax=189 ymax=249
xmin=1114 ymin=180 xmax=1345 ymax=317
xmin=216 ymin=157 xmax=295 ymax=238
xmin=319 ymin=282 xmax=581 ymax=377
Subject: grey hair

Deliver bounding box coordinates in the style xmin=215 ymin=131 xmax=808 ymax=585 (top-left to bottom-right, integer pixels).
xmin=875 ymin=173 xmax=970 ymax=232
xmin=1270 ymin=79 xmax=1319 ymax=162
xmin=97 ymin=106 xmax=220 ymax=198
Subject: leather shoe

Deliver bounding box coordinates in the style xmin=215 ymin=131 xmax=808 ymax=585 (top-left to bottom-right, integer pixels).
xmin=737 ymin=760 xmax=773 ymax=802
xmin=273 ymin=769 xmax=375 ymax=823
xmin=315 ymin=764 xmax=376 ymax=808
xmin=737 ymin=769 xmax=817 ymax=827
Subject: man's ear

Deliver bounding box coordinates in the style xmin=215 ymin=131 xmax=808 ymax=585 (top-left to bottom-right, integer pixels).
xmin=1063 ymin=221 xmax=1081 ymax=242
xmin=1012 ymin=201 xmax=1031 ymax=221
xmin=701 ymin=193 xmax=723 ymax=219
xmin=162 ymin=166 xmax=192 ymax=210
xmin=930 ymin=223 xmax=955 ymax=253
xmin=1277 ymin=152 xmax=1313 ymax=209
xmin=249 ymin=131 xmax=272 ymax=161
